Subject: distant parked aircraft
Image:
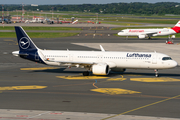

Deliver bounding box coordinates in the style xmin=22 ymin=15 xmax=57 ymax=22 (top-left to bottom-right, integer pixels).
xmin=118 ymin=20 xmax=180 ymax=39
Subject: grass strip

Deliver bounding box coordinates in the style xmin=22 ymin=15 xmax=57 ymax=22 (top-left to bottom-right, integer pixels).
xmin=0 ymin=32 xmax=78 ymax=38
xmin=0 ymin=26 xmax=82 ymax=31
xmin=104 ymin=18 xmax=178 ymax=24
xmin=111 ymin=27 xmax=166 ymax=30
xmin=102 ymin=22 xmax=141 ymax=26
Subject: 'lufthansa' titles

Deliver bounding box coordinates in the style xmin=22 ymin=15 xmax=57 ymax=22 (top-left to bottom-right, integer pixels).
xmin=127 ymin=53 xmax=151 ymax=58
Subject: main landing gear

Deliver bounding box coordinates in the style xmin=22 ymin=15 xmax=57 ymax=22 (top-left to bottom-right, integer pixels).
xmin=83 ymin=71 xmax=89 ymax=76
xmin=148 ymin=37 xmax=152 ymax=40
xmin=154 ymin=69 xmax=159 ymax=77
xmin=126 ymin=36 xmax=128 ymax=40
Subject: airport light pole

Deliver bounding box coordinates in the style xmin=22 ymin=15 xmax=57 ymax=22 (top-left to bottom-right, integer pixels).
xmin=2 ymin=5 xmax=4 ymax=28
xmin=22 ymin=3 xmax=24 ymax=22
xmin=16 ymin=9 xmax=18 ymax=20
xmin=96 ymin=13 xmax=98 ymax=24
xmin=26 ymin=12 xmax=28 ymax=20
xmin=7 ymin=9 xmax=9 ymax=16
xmin=52 ymin=7 xmax=54 ymax=20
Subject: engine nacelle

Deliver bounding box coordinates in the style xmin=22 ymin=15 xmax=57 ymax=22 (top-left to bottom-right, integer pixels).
xmin=111 ymin=68 xmax=126 ymax=72
xmin=171 ymin=35 xmax=176 ymax=38
xmin=138 ymin=34 xmax=146 ymax=39
xmin=92 ymin=63 xmax=110 ymax=75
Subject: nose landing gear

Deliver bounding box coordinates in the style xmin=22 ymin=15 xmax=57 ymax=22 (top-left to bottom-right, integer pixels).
xmin=154 ymin=69 xmax=159 ymax=77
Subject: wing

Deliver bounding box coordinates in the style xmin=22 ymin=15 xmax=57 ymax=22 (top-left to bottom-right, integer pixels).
xmin=46 ymin=59 xmax=117 ymax=68
xmin=46 ymin=59 xmax=95 ymax=66
xmin=141 ymin=32 xmax=158 ymax=36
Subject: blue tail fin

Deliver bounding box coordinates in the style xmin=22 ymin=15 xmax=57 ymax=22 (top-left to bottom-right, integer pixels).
xmin=15 ymin=26 xmax=38 ymax=51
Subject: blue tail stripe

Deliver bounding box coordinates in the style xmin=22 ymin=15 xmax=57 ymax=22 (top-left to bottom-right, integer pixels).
xmin=14 ymin=26 xmax=46 ymax=64
xmin=15 ymin=26 xmax=38 ymax=51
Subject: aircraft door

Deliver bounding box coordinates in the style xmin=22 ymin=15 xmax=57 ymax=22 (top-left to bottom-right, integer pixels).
xmin=69 ymin=54 xmax=73 ymax=61
xmin=152 ymin=54 xmax=157 ymax=64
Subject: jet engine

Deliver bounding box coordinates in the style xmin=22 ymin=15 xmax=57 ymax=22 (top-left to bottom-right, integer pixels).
xmin=92 ymin=63 xmax=110 ymax=75
xmin=138 ymin=34 xmax=146 ymax=39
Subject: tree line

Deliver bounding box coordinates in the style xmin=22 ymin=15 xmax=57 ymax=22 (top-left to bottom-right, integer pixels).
xmin=1 ymin=2 xmax=180 ymax=15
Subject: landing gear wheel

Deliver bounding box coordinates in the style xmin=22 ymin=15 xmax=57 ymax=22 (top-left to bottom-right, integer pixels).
xmin=83 ymin=71 xmax=89 ymax=76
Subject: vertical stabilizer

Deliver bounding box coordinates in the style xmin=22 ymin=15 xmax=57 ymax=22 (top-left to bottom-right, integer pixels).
xmin=15 ymin=26 xmax=38 ymax=51
xmin=174 ymin=20 xmax=180 ymax=27
xmin=172 ymin=21 xmax=180 ymax=33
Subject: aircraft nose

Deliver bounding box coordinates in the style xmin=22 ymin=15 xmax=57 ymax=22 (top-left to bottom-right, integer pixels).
xmin=171 ymin=60 xmax=178 ymax=67
xmin=117 ymin=32 xmax=121 ymax=36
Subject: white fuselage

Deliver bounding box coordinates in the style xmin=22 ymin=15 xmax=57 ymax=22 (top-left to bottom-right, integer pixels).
xmin=13 ymin=26 xmax=179 ymax=76
xmin=118 ymin=28 xmax=176 ymax=37
xmin=38 ymin=49 xmax=177 ymax=70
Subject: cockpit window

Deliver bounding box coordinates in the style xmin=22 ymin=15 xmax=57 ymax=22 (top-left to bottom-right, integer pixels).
xmin=162 ymin=57 xmax=172 ymax=60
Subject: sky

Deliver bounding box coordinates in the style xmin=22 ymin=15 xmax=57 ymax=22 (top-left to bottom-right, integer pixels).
xmin=1 ymin=0 xmax=180 ymax=5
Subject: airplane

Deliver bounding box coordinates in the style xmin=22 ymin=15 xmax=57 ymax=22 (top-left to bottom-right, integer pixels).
xmin=118 ymin=20 xmax=180 ymax=39
xmin=42 ymin=18 xmax=54 ymax=24
xmin=0 ymin=18 xmax=12 ymax=24
xmin=12 ymin=26 xmax=178 ymax=77
xmin=72 ymin=20 xmax=78 ymax=24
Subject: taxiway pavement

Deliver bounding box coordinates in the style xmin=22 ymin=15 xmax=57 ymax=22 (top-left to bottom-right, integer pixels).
xmin=0 ymin=37 xmax=180 ymax=120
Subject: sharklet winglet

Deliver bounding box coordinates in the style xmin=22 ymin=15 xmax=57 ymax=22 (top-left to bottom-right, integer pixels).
xmin=100 ymin=45 xmax=105 ymax=52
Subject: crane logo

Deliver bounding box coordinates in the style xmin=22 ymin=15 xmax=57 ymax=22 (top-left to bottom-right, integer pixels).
xmin=19 ymin=37 xmax=30 ymax=49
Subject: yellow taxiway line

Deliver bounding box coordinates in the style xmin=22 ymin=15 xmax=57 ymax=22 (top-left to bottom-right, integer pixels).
xmin=56 ymin=76 xmax=108 ymax=80
xmin=0 ymin=85 xmax=47 ymax=91
xmin=131 ymin=77 xmax=180 ymax=82
xmin=20 ymin=67 xmax=59 ymax=71
xmin=102 ymin=94 xmax=180 ymax=120
xmin=107 ymin=75 xmax=126 ymax=81
xmin=92 ymin=83 xmax=99 ymax=89
xmin=91 ymin=88 xmax=141 ymax=95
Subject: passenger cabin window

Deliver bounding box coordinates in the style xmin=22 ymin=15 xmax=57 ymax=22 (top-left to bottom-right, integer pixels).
xmin=162 ymin=57 xmax=172 ymax=60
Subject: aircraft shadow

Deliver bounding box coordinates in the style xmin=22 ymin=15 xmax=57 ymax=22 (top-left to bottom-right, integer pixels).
xmin=120 ymin=72 xmax=180 ymax=77
xmin=30 ymin=68 xmax=180 ymax=77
